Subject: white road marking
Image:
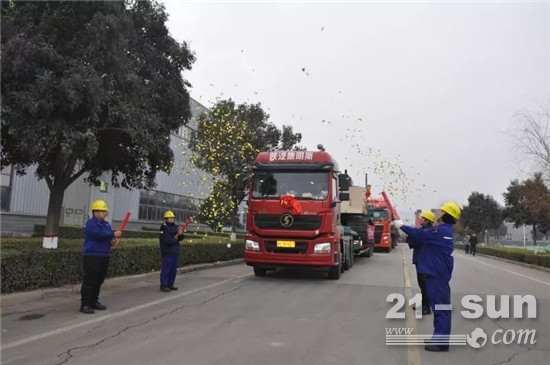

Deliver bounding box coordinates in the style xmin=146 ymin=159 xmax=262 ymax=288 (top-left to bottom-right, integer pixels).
xmin=1 ymin=273 xmax=251 ymax=351
xmin=459 ymin=254 xmax=550 ymax=287
xmin=401 ymin=247 xmax=422 ymax=365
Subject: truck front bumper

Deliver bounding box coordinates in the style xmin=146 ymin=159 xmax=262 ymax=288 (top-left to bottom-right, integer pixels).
xmin=245 ymin=251 xmax=338 ymax=267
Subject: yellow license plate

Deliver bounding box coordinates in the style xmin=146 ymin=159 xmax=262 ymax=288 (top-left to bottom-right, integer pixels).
xmin=276 ymin=240 xmax=295 ymax=248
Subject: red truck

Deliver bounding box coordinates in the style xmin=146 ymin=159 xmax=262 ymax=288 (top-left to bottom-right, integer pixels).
xmin=366 ymin=197 xmax=398 ymax=252
xmin=237 ymin=148 xmax=354 ymax=279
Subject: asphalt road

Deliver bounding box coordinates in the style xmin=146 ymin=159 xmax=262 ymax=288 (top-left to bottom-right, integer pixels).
xmin=1 ymin=244 xmax=549 ymax=365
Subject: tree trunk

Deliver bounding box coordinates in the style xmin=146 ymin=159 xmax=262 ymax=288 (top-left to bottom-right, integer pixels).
xmin=43 ymin=185 xmax=65 ymax=249
xmin=532 ymin=224 xmax=538 ymax=246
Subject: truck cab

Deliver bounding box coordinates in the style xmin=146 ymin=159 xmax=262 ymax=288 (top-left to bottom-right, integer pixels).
xmin=239 ymin=149 xmax=353 ymax=279
xmin=366 ymin=198 xmax=398 ymax=252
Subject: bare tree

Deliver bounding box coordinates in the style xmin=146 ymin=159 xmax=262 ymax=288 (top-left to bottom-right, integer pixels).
xmin=512 ymin=101 xmax=550 ymax=181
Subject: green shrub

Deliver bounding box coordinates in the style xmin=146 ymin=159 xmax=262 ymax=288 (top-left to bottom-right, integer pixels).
xmin=33 ymin=224 xmax=161 ymax=239
xmin=455 ymin=244 xmax=550 ymax=269
xmin=1 ymin=238 xmax=244 ymax=293
xmin=33 ymin=224 xmax=246 ymax=240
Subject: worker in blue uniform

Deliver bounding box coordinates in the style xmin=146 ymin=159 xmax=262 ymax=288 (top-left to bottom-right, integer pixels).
xmin=80 ymin=200 xmax=122 ymax=314
xmin=392 ymin=202 xmax=461 ymax=352
xmin=159 ymin=210 xmax=184 ymax=292
xmin=406 ymin=210 xmax=435 ymax=315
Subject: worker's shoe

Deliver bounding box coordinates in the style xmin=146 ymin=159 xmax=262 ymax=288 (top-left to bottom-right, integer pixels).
xmin=80 ymin=305 xmax=95 ymax=314
xmin=425 ymin=344 xmax=449 ymax=352
xmin=169 ymin=286 xmax=178 ymax=291
xmin=91 ymin=302 xmax=107 ymax=310
xmin=160 ymin=286 xmax=171 ymax=292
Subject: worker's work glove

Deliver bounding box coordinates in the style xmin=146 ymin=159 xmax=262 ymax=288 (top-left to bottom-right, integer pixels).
xmin=391 ymin=220 xmax=404 ymax=228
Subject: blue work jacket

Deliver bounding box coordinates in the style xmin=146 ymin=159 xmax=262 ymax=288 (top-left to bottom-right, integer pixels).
xmin=83 ymin=217 xmax=115 ymax=256
xmin=159 ymin=222 xmax=184 ymax=256
xmin=406 ymin=223 xmax=433 ymax=265
xmin=400 ymin=223 xmax=454 ymax=281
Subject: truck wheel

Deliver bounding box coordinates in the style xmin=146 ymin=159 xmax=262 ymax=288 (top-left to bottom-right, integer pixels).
xmin=253 ymin=267 xmax=267 ymax=276
xmin=343 ymin=242 xmax=351 ymax=271
xmin=366 ymin=244 xmax=374 ymax=257
xmin=328 ymin=264 xmax=341 ymax=280
xmin=340 ymin=242 xmax=349 ymax=272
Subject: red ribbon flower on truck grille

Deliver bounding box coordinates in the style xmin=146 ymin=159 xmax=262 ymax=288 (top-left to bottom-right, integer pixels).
xmin=280 ymin=195 xmax=303 ymax=215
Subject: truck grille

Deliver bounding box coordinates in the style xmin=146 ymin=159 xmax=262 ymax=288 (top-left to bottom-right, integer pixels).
xmin=264 ymin=241 xmax=308 ymax=254
xmin=374 ymin=224 xmax=384 ymax=244
xmin=254 ymin=214 xmax=322 ymax=230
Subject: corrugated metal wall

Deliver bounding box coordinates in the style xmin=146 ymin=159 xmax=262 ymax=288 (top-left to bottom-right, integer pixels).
xmin=153 ymin=139 xmax=213 ymax=199
xmin=61 ymin=174 xmax=91 ymax=226
xmin=10 ymin=165 xmax=49 ymax=215
xmin=112 ymin=188 xmax=140 ymax=222
xmin=2 ymin=98 xmax=214 ymax=233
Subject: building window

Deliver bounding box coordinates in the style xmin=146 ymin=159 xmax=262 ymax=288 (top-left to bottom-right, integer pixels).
xmin=1 ymin=165 xmax=12 ymax=212
xmin=138 ymin=189 xmax=203 ymax=221
xmin=174 ymin=125 xmax=197 ymax=147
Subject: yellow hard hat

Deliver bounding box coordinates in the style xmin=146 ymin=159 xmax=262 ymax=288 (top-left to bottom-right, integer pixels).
xmin=164 ymin=210 xmax=175 ymax=219
xmin=91 ymin=200 xmax=108 ymax=211
xmin=419 ymin=210 xmax=435 ymax=223
xmin=440 ymin=201 xmax=461 ymax=220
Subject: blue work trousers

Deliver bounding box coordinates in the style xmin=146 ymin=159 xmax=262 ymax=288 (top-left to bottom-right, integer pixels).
xmin=160 ymin=255 xmax=179 ymax=287
xmin=426 ymin=276 xmax=452 ymax=349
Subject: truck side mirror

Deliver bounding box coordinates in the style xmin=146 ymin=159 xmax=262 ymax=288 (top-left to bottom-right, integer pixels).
xmin=236 ymin=172 xmax=251 ymax=201
xmin=338 ymin=173 xmax=351 ymax=191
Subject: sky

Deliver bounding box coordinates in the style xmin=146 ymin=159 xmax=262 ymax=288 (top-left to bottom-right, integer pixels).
xmin=162 ymin=1 xmax=549 ymax=222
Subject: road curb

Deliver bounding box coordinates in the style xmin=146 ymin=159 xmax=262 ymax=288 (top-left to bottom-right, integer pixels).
xmin=473 ymin=253 xmax=550 ymax=273
xmin=0 ymin=258 xmax=244 ymax=308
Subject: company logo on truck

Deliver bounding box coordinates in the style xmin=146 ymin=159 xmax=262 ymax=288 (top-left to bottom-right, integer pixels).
xmin=280 ymin=214 xmax=294 ymax=227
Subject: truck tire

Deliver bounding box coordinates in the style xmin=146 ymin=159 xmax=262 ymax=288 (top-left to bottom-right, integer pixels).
xmin=342 ymin=215 xmax=371 ymax=257
xmin=328 ymin=263 xmax=341 ymax=280
xmin=253 ymin=267 xmax=267 ymax=277
xmin=365 ymin=244 xmax=374 ymax=257
xmin=342 ymin=239 xmax=351 ymax=271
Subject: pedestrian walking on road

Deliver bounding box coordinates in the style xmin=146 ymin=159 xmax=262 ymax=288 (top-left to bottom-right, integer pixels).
xmin=406 ymin=210 xmax=434 ymax=315
xmin=80 ymin=200 xmax=122 ymax=314
xmin=392 ymin=201 xmax=461 ymax=352
xmin=469 ymin=233 xmax=478 ymax=256
xmin=159 ymin=211 xmax=185 ymax=292
xmin=463 ymin=234 xmax=470 ymax=254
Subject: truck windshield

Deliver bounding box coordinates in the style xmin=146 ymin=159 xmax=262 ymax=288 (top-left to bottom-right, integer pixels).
xmin=368 ymin=209 xmax=388 ymax=221
xmin=251 ymin=171 xmax=329 ymax=200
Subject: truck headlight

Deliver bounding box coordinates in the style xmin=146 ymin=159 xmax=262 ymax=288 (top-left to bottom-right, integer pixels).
xmin=314 ymin=242 xmax=331 ymax=254
xmin=245 ymin=240 xmax=260 ymax=251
